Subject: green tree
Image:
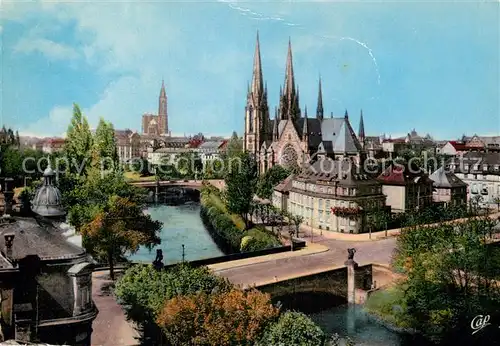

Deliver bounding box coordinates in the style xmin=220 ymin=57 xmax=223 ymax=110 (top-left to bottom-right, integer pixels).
xmin=256 ymin=165 xmax=291 ymax=199
xmin=81 ymin=195 xmax=162 ymax=280
xmin=0 ymin=146 xmax=23 ymax=178
xmin=393 ymin=218 xmax=500 ymax=343
xmin=64 ymin=104 xmax=93 ymax=176
xmin=224 ymin=131 xmax=243 ymax=158
xmin=259 ymin=311 xmax=324 ymax=346
xmin=93 ymin=117 xmax=119 ymax=172
xmin=224 ymin=152 xmax=257 ymax=229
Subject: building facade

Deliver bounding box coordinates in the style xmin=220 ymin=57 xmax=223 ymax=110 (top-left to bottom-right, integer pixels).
xmin=448 ymin=152 xmax=500 ymax=207
xmin=243 ymin=34 xmax=367 ymax=174
xmin=0 ymin=167 xmax=97 ymax=345
xmin=141 ymin=81 xmax=170 ymax=137
xmin=376 ymin=162 xmax=434 ymax=213
xmin=274 ymin=158 xmax=386 ymax=234
xmin=114 ymin=129 xmax=141 ymax=162
xmin=429 ymin=166 xmax=467 ymax=205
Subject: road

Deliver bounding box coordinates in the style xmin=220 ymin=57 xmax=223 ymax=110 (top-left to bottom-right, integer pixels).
xmin=214 ymin=237 xmax=397 ymax=287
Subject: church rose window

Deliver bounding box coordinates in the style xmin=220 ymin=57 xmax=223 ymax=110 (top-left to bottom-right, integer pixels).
xmin=280 ymin=145 xmax=298 ymax=169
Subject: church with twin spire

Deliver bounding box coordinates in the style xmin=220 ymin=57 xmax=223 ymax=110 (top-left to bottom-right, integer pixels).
xmin=243 ymin=33 xmax=367 ymax=174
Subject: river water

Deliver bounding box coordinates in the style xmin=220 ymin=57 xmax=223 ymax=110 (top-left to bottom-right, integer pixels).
xmin=128 ymin=203 xmax=223 ymax=264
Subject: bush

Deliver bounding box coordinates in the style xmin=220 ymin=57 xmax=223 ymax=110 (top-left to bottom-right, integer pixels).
xmin=115 ymin=264 xmax=232 ymax=321
xmin=157 ymin=288 xmax=279 ymax=346
xmin=259 ymin=311 xmax=325 ymax=346
xmin=241 ymin=228 xmax=281 ymax=252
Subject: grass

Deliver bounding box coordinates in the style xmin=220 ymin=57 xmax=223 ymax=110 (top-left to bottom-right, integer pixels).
xmin=124 ymin=171 xmax=156 ymax=182
xmin=364 ymin=285 xmax=413 ymax=329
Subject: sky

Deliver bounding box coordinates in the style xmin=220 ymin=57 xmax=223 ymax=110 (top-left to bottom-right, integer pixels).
xmin=1 ymin=0 xmax=499 ymax=140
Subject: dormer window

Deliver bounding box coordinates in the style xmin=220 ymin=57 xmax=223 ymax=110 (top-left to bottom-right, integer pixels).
xmin=483 ymin=164 xmax=488 ymax=171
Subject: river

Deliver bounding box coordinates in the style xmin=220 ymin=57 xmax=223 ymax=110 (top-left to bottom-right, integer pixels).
xmin=128 ymin=203 xmax=223 ymax=264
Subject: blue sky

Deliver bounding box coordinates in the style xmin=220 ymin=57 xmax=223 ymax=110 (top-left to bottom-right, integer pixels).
xmin=1 ymin=0 xmax=499 ymax=139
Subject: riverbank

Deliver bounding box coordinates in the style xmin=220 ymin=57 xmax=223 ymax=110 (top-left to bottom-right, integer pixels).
xmin=200 ymin=185 xmax=281 ymax=254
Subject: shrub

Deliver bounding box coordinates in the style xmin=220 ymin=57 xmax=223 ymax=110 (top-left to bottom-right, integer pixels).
xmin=157 ymin=288 xmax=279 ymax=346
xmin=241 ymin=228 xmax=281 ymax=252
xmin=259 ymin=311 xmax=325 ymax=346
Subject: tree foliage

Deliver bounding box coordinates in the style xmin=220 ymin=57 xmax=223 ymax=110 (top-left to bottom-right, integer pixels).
xmin=259 ymin=311 xmax=324 ymax=346
xmin=256 ymin=165 xmax=291 ymax=200
xmin=81 ymin=195 xmax=161 ymax=279
xmin=391 ymin=217 xmax=500 ymax=343
xmin=64 ymin=103 xmax=93 ymax=176
xmin=115 ymin=264 xmax=233 ymax=319
xmin=157 ymin=288 xmax=279 ymax=346
xmin=93 ymin=117 xmax=119 ymax=172
xmin=224 ymin=151 xmax=257 ymax=228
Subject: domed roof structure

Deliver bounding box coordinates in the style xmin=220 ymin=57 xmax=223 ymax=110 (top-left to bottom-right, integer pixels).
xmin=31 ymin=163 xmax=66 ymax=217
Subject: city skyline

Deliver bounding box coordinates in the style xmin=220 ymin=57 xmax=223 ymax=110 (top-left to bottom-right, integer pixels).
xmin=1 ymin=1 xmax=499 ymax=139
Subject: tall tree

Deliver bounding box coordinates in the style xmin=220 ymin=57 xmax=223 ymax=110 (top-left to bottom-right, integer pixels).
xmin=224 ymin=131 xmax=243 ymax=158
xmin=224 ymin=152 xmax=258 ymax=228
xmin=93 ymin=117 xmax=119 ymax=173
xmin=81 ymin=195 xmax=161 ymax=280
xmin=256 ymin=165 xmax=291 ymax=199
xmin=64 ymin=104 xmax=93 ymax=176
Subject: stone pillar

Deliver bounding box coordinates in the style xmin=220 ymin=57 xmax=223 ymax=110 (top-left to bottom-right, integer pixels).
xmin=344 ymin=259 xmax=358 ymax=304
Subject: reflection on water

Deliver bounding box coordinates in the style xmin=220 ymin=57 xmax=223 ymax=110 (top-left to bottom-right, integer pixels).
xmin=276 ymin=292 xmax=428 ymax=346
xmin=128 ymin=203 xmax=223 ymax=264
xmin=309 ymin=304 xmax=429 ymax=346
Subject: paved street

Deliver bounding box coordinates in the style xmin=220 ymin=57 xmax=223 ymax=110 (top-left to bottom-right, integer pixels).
xmin=91 ymin=271 xmax=140 ymax=346
xmin=214 ymin=237 xmax=397 ymax=287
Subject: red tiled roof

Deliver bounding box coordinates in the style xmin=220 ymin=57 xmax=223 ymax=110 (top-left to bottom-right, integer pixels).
xmin=44 ymin=138 xmax=65 ymax=145
xmin=447 ymin=141 xmax=472 ymax=151
xmin=376 ymin=163 xmax=428 ymax=185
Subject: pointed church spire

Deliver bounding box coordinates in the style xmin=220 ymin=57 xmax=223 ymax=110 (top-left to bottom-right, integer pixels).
xmin=280 ymin=38 xmax=299 ymax=121
xmin=344 ymin=109 xmax=349 ymax=119
xmin=283 ymin=37 xmax=295 ymax=97
xmin=160 ymin=79 xmax=166 ymax=98
xmin=304 ymin=105 xmax=308 ymax=118
xmin=316 ymin=76 xmax=324 ymax=120
xmin=251 ymin=31 xmax=264 ymax=96
xmin=358 ymin=109 xmax=365 ymax=141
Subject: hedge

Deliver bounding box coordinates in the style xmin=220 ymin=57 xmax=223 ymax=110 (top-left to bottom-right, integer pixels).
xmin=200 ymin=185 xmax=281 ymax=254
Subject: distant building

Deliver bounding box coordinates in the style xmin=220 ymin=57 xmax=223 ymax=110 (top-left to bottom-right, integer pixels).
xmin=448 ymin=152 xmax=500 ymax=207
xmin=278 ymin=157 xmax=386 ymax=234
xmin=0 ymin=166 xmax=97 ymax=345
xmin=141 ymin=81 xmax=170 ymax=137
xmin=429 ymin=166 xmax=467 ymax=206
xmin=114 ymin=129 xmax=141 ymax=162
xmin=464 ymin=135 xmax=500 ymax=153
xmin=147 ymin=137 xmax=192 ymax=165
xmin=196 ymin=140 xmax=228 ymax=166
xmin=438 ymin=140 xmax=472 ymax=156
xmin=41 ymin=138 xmax=65 ymax=154
xmin=376 ymin=162 xmax=434 ymax=213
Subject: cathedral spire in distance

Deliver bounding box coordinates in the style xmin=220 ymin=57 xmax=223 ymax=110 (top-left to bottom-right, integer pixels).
xmin=283 ymin=37 xmax=295 ymax=100
xmin=358 ymin=110 xmax=365 ymax=141
xmin=316 ymin=76 xmax=324 ymax=120
xmin=251 ymin=31 xmax=264 ymax=97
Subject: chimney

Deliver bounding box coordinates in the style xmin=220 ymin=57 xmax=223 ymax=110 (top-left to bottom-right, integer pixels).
xmin=3 ymin=178 xmax=14 ymax=216
xmin=4 ymin=233 xmax=15 ymax=259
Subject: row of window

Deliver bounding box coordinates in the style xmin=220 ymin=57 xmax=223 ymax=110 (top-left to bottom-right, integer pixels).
xmin=292 ymin=182 xmax=382 ymax=196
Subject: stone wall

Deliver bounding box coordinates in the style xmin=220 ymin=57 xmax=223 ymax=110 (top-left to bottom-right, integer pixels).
xmin=256 ymin=264 xmax=373 ymax=301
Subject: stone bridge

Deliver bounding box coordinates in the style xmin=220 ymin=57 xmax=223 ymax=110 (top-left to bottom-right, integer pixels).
xmin=130 ymin=179 xmax=224 ymax=190
xmin=255 ymin=264 xmax=374 ymax=303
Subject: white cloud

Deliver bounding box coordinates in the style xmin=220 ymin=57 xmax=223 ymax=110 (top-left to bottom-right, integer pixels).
xmin=21 ymin=105 xmax=73 ymax=137
xmin=14 ymin=37 xmax=79 ymax=60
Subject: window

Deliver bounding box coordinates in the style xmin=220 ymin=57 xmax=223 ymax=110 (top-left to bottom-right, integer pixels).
xmin=248 ymin=108 xmax=254 ymax=132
